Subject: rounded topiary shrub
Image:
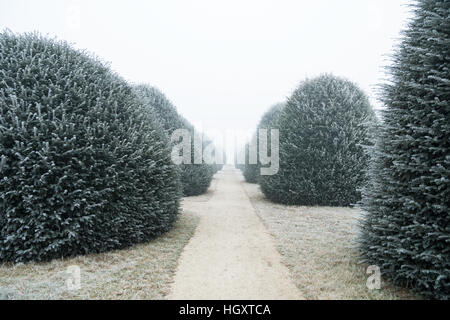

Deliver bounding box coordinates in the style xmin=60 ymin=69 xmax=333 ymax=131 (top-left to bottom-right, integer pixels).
xmin=260 ymin=74 xmax=376 ymax=206
xmin=242 ymin=141 xmax=258 ymax=183
xmin=134 ymin=85 xmax=213 ymax=196
xmin=259 ymin=103 xmax=283 ymax=131
xmin=182 ymin=128 xmax=214 ymax=196
xmin=359 ymin=0 xmax=450 ymax=300
xmin=0 ymin=32 xmax=181 ymax=263
xmin=242 ymin=142 xmax=257 ymax=183
xmin=243 ymin=103 xmax=284 ymax=184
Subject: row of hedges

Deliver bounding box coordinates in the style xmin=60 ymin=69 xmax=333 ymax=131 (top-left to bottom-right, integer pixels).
xmin=134 ymin=85 xmax=215 ymax=196
xmin=242 ymin=74 xmax=376 ymax=206
xmin=0 ymin=32 xmax=214 ymax=263
xmin=240 ymin=0 xmax=449 ymax=299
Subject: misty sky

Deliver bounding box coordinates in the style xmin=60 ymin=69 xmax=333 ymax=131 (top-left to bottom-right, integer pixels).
xmin=1 ymin=0 xmax=412 ymax=152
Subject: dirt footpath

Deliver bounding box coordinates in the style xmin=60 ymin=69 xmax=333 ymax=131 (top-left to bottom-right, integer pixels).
xmin=167 ymin=166 xmax=304 ymax=300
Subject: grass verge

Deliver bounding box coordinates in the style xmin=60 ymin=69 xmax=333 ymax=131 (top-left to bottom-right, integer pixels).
xmin=242 ymin=182 xmax=420 ymax=300
xmin=0 ymin=212 xmax=199 ymax=300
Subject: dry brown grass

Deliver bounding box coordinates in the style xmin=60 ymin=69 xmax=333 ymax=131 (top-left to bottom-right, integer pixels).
xmin=0 ymin=212 xmax=198 ymax=300
xmin=242 ymin=182 xmax=421 ymax=300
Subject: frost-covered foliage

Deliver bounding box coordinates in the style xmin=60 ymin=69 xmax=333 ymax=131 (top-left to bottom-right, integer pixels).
xmin=260 ymin=74 xmax=376 ymax=206
xmin=359 ymin=0 xmax=450 ymax=300
xmin=0 ymin=32 xmax=182 ymax=263
xmin=259 ymin=103 xmax=284 ymax=131
xmin=134 ymin=85 xmax=214 ymax=196
xmin=242 ymin=141 xmax=258 ymax=183
xmin=242 ymin=103 xmax=284 ymax=184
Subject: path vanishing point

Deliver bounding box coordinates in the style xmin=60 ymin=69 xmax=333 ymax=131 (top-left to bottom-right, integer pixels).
xmin=167 ymin=166 xmax=304 ymax=300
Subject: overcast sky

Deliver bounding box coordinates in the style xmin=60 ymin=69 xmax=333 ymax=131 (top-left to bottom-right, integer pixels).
xmin=1 ymin=0 xmax=412 ymax=157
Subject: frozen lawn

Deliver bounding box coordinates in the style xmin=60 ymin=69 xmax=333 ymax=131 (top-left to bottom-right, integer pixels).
xmin=0 ymin=212 xmax=198 ymax=300
xmin=242 ymin=181 xmax=420 ymax=300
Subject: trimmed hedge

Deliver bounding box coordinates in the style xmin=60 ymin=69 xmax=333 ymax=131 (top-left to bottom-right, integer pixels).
xmin=134 ymin=85 xmax=214 ymax=196
xmin=0 ymin=32 xmax=181 ymax=263
xmin=359 ymin=0 xmax=450 ymax=300
xmin=260 ymin=74 xmax=376 ymax=206
xmin=242 ymin=141 xmax=258 ymax=183
xmin=242 ymin=103 xmax=284 ymax=184
xmin=259 ymin=103 xmax=284 ymax=131
xmin=213 ymin=163 xmax=224 ymax=173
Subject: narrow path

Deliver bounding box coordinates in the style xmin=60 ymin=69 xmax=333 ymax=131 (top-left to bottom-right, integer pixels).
xmin=167 ymin=166 xmax=304 ymax=300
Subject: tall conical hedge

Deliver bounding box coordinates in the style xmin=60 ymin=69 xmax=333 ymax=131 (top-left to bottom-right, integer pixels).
xmin=0 ymin=32 xmax=181 ymax=263
xmin=242 ymin=103 xmax=283 ymax=184
xmin=260 ymin=74 xmax=376 ymax=206
xmin=359 ymin=0 xmax=450 ymax=299
xmin=134 ymin=85 xmax=214 ymax=196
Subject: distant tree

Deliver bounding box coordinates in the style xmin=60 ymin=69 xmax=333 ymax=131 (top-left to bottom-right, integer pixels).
xmin=260 ymin=74 xmax=376 ymax=206
xmin=359 ymin=0 xmax=450 ymax=299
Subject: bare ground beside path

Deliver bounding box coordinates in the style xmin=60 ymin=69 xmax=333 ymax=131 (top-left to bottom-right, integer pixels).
xmin=242 ymin=180 xmax=420 ymax=300
xmin=0 ymin=213 xmax=198 ymax=300
xmin=168 ymin=166 xmax=303 ymax=300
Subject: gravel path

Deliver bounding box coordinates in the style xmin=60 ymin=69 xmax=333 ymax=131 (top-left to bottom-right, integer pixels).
xmin=167 ymin=166 xmax=303 ymax=300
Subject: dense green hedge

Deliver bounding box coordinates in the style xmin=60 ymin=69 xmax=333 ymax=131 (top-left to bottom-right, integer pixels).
xmin=259 ymin=103 xmax=283 ymax=131
xmin=134 ymin=85 xmax=214 ymax=196
xmin=359 ymin=0 xmax=450 ymax=300
xmin=0 ymin=32 xmax=181 ymax=263
xmin=242 ymin=141 xmax=258 ymax=183
xmin=242 ymin=103 xmax=283 ymax=184
xmin=260 ymin=74 xmax=376 ymax=206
